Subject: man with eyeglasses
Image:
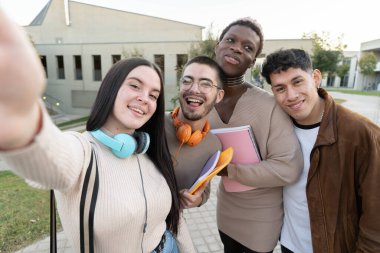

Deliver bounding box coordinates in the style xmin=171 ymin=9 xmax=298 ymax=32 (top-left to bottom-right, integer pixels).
xmin=165 ymin=55 xmax=225 ymax=209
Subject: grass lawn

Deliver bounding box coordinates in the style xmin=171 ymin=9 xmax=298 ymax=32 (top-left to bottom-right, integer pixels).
xmin=326 ymin=88 xmax=380 ymax=97
xmin=0 ymin=171 xmax=61 ymax=253
xmin=0 ymin=115 xmax=88 ymax=252
xmin=57 ymin=116 xmax=89 ymax=130
xmin=0 ymin=116 xmax=87 ymax=252
xmin=334 ymin=98 xmax=346 ymax=104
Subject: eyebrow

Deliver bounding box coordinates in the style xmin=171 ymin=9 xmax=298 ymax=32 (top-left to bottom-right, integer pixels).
xmin=183 ymin=75 xmax=213 ymax=83
xmin=291 ymin=75 xmax=304 ymax=82
xmin=226 ymin=32 xmax=256 ymax=45
xmin=272 ymin=74 xmax=304 ymax=87
xmin=272 ymin=83 xmax=284 ymax=88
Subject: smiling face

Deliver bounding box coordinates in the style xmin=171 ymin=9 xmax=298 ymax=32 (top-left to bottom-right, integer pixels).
xmin=270 ymin=67 xmax=324 ymax=125
xmin=215 ymin=25 xmax=260 ymax=77
xmin=179 ymin=63 xmax=224 ymax=121
xmin=104 ymin=66 xmax=161 ymax=134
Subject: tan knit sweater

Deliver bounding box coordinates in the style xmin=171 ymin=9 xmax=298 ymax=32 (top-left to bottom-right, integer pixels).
xmin=0 ymin=107 xmax=195 ymax=253
xmin=209 ymin=85 xmax=303 ymax=252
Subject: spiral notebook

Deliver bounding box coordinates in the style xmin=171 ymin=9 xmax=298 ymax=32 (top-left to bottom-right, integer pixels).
xmin=210 ymin=125 xmax=261 ymax=192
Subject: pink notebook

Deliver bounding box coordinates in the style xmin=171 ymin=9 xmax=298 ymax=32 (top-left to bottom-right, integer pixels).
xmin=210 ymin=125 xmax=261 ymax=192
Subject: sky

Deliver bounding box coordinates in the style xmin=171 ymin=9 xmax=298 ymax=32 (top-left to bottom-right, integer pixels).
xmin=0 ymin=0 xmax=379 ymax=51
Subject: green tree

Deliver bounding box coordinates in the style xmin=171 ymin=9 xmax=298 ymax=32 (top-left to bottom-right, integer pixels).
xmin=336 ymin=63 xmax=350 ymax=86
xmin=251 ymin=65 xmax=263 ymax=87
xmin=170 ymin=25 xmax=219 ymax=108
xmin=252 ymin=65 xmax=261 ymax=81
xmin=358 ymin=52 xmax=377 ymax=75
xmin=122 ymin=47 xmax=144 ymax=58
xmin=358 ymin=52 xmax=377 ymax=90
xmin=303 ymin=32 xmax=346 ymax=82
xmin=189 ymin=24 xmax=218 ymax=58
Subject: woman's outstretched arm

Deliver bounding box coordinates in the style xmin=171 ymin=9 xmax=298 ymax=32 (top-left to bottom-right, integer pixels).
xmin=0 ymin=9 xmax=46 ymax=150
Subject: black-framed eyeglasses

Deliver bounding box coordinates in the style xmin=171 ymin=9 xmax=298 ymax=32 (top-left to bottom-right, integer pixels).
xmin=180 ymin=77 xmax=221 ymax=93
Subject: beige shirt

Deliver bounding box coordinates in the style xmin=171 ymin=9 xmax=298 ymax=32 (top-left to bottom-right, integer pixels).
xmin=209 ymin=85 xmax=303 ymax=252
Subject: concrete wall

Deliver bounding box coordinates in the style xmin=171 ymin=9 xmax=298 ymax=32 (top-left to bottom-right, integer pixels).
xmin=25 ymin=0 xmax=203 ymax=114
xmin=26 ymin=1 xmax=321 ymax=114
xmin=261 ymin=39 xmax=314 ymax=56
xmin=355 ymin=39 xmax=380 ymax=90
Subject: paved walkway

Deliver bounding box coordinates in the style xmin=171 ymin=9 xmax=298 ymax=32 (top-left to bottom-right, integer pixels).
xmin=9 ymin=91 xmax=380 ymax=253
xmin=328 ymin=91 xmax=380 ymax=125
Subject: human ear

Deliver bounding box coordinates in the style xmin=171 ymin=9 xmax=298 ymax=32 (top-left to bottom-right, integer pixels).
xmin=214 ymin=42 xmax=220 ymax=54
xmin=312 ymin=69 xmax=322 ymax=88
xmin=215 ymin=89 xmax=225 ymax=103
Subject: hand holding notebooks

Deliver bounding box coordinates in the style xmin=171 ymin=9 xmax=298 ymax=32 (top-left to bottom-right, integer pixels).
xmin=189 ymin=147 xmax=234 ymax=194
xmin=210 ymin=125 xmax=261 ymax=192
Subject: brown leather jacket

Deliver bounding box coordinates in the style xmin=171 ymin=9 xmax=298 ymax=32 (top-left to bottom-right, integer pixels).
xmin=308 ymin=89 xmax=380 ymax=253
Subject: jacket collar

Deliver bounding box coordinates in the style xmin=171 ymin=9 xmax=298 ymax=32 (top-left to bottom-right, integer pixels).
xmin=314 ymin=88 xmax=337 ymax=147
xmin=307 ymin=88 xmax=337 ymax=184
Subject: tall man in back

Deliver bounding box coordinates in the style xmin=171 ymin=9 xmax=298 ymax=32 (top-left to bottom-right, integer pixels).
xmin=261 ymin=48 xmax=380 ymax=253
xmin=165 ymin=56 xmax=225 ymax=208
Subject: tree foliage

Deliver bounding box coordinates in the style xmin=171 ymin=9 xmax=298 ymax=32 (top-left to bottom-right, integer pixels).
xmin=189 ymin=24 xmax=218 ymax=59
xmin=170 ymin=24 xmax=218 ymax=108
xmin=336 ymin=64 xmax=350 ymax=80
xmin=122 ymin=47 xmax=144 ymax=58
xmin=336 ymin=63 xmax=350 ymax=85
xmin=303 ymin=32 xmax=346 ymax=77
xmin=358 ymin=52 xmax=377 ymax=76
xmin=251 ymin=65 xmax=261 ymax=81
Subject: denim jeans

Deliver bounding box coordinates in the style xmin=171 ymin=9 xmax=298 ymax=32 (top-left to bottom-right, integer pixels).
xmin=152 ymin=230 xmax=179 ymax=253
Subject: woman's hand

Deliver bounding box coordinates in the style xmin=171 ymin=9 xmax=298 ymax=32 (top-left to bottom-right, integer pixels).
xmin=179 ymin=182 xmax=208 ymax=209
xmin=0 ymin=10 xmax=46 ymax=149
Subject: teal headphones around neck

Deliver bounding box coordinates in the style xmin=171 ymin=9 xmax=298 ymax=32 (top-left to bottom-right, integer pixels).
xmin=90 ymin=129 xmax=150 ymax=158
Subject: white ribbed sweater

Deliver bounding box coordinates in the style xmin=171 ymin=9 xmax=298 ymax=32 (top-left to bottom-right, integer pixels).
xmin=0 ymin=108 xmax=195 ymax=253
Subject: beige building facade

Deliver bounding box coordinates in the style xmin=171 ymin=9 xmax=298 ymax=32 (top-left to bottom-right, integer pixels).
xmin=26 ymin=0 xmax=203 ymax=114
xmin=354 ymin=39 xmax=380 ymax=90
xmin=27 ymin=0 xmax=314 ymax=115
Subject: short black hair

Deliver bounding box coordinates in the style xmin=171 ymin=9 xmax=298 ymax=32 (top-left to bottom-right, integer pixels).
xmin=184 ymin=55 xmax=225 ymax=88
xmin=261 ymin=48 xmax=313 ymax=84
xmin=219 ymin=17 xmax=264 ymax=58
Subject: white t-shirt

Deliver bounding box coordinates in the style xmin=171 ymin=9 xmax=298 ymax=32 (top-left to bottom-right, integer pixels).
xmin=281 ymin=123 xmax=320 ymax=253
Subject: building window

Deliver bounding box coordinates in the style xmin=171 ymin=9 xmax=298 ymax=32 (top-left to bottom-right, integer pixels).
xmin=56 ymin=55 xmax=65 ymax=79
xmin=74 ymin=55 xmax=83 ymax=80
xmin=343 ymin=57 xmax=350 ymax=65
xmin=40 ymin=55 xmax=48 ymax=77
xmin=327 ymin=76 xmax=335 ymax=87
xmin=341 ymin=75 xmax=349 ymax=87
xmin=154 ymin=54 xmax=165 ymax=80
xmin=93 ymin=55 xmax=102 ymax=81
xmin=112 ymin=55 xmax=121 ymax=64
xmin=176 ymin=54 xmax=188 ymax=81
